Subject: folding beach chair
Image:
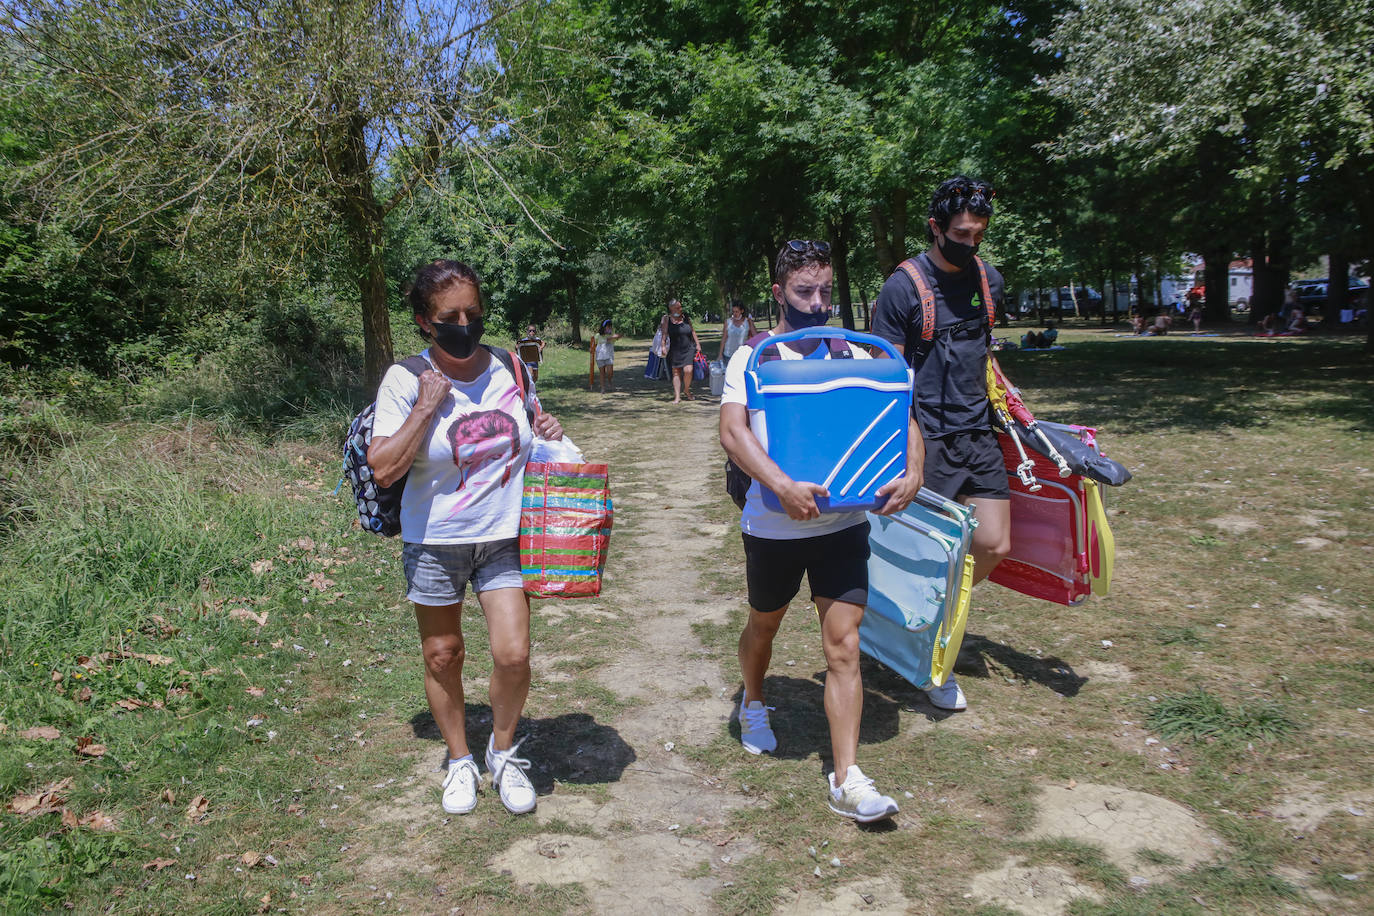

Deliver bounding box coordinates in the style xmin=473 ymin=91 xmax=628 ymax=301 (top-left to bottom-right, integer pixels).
xmin=988 ymin=429 xmax=1117 ymax=605
xmin=859 ymin=490 xmax=977 ymax=689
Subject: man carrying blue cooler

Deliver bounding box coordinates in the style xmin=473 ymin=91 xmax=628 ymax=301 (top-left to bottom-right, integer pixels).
xmin=871 ymin=177 xmax=1010 ymax=712
xmin=719 ymin=240 xmax=923 ymax=823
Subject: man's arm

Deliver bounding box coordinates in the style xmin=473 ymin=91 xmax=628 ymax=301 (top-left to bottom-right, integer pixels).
xmin=719 ymin=402 xmax=827 ymax=521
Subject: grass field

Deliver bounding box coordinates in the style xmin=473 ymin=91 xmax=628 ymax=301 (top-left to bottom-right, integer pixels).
xmin=1 ymin=319 xmax=1371 ymax=914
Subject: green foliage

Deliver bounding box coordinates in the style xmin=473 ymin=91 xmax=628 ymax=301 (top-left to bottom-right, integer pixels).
xmin=1147 ymin=690 xmax=1296 ymax=744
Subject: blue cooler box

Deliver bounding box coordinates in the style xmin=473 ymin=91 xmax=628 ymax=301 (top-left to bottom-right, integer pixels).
xmin=744 ymin=329 xmax=914 ymax=513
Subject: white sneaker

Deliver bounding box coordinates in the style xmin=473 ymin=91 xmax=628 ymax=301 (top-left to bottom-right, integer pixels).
xmin=828 ymin=765 xmax=899 ymax=823
xmin=441 ymin=757 xmax=480 ymax=814
xmin=924 ymin=676 xmax=967 ymax=711
xmin=738 ymin=698 xmax=777 ymax=755
xmin=485 ymin=735 xmax=536 ymax=814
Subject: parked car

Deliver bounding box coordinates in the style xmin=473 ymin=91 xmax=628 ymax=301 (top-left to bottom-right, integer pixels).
xmin=1295 ymin=279 xmax=1369 ymax=311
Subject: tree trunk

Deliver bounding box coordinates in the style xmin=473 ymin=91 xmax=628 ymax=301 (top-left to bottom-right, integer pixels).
xmin=340 ymin=112 xmax=393 ymax=388
xmin=1326 ymin=253 xmax=1348 ymax=325
xmin=890 ymin=189 xmax=909 ymax=264
xmin=565 ymin=270 xmax=582 ymax=345
xmin=829 ymin=214 xmax=856 ymax=331
xmin=1202 ymin=248 xmax=1230 ymax=322
xmin=1100 ymin=272 xmax=1110 ymax=325
xmin=870 ymin=205 xmax=895 ymax=278
xmin=1250 ymin=235 xmax=1277 ymax=321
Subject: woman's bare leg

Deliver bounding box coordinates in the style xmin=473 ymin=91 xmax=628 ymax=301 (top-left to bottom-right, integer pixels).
xmin=415 ymin=602 xmax=469 ymax=759
xmin=671 ymin=367 xmax=683 ymax=403
xmin=475 ymin=587 xmax=531 ymax=751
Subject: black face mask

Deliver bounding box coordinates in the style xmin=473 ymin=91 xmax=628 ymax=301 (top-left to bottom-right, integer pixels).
xmin=937 ymin=232 xmax=978 ymax=270
xmin=431 ymin=317 xmax=484 ymax=360
xmin=781 ymin=295 xmax=831 ymax=329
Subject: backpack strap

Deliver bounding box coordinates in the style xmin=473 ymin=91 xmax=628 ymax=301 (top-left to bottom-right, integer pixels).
xmin=896 ymin=257 xmax=937 ymax=343
xmin=973 ymin=256 xmax=996 ymax=330
xmin=897 ymin=256 xmax=997 ymax=340
xmin=483 ymin=344 xmax=538 ymax=425
xmin=745 ymin=331 xmax=853 ymax=363
xmin=398 ymin=355 xmax=430 ymax=377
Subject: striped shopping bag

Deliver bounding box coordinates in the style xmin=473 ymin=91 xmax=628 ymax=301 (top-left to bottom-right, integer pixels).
xmin=520 ymin=462 xmax=613 ymax=598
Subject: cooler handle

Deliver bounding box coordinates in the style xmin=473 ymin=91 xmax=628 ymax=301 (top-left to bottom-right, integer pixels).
xmin=744 ymin=328 xmax=903 ymax=372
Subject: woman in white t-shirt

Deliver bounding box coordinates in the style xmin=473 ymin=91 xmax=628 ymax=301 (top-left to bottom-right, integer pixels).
xmin=370 ymin=259 xmax=565 ymax=818
xmin=718 ymin=301 xmax=757 ymax=362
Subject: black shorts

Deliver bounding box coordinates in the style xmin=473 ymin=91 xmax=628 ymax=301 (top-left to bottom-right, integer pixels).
xmin=923 ymin=429 xmax=1011 ymax=500
xmin=741 ymin=521 xmax=870 ymax=613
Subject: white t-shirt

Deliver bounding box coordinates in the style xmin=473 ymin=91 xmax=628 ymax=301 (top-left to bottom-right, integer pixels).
xmin=721 ymin=333 xmax=873 ymax=540
xmin=373 ymin=349 xmax=537 ymax=545
xmin=595 ymin=333 xmax=616 ymax=362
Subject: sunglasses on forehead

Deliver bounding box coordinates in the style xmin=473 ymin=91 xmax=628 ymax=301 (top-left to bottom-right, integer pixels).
xmin=952 ymin=182 xmax=996 ymax=200
xmin=786 ymin=239 xmax=831 ymax=256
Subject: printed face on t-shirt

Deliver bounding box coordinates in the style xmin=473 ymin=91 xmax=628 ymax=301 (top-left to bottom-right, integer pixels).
xmin=444 ymin=405 xmax=521 ymax=507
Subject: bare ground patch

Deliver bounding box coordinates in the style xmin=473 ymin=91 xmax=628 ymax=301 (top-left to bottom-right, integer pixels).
xmin=1027 ymin=783 xmax=1224 ymax=880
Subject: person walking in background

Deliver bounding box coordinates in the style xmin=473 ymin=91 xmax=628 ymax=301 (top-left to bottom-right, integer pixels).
xmin=368 ymin=259 xmax=565 ymax=817
xmin=871 ymin=176 xmax=1010 ymax=713
xmin=719 ymin=240 xmax=921 ymax=823
xmin=718 ymin=300 xmax=757 ymax=363
xmin=516 ymin=325 xmax=546 ymax=382
xmin=659 ymin=298 xmax=702 ymax=403
xmin=593 ymin=318 xmax=622 ymax=393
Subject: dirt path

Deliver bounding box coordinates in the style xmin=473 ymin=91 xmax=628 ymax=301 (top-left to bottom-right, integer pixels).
xmin=492 ymin=390 xmax=758 ymax=912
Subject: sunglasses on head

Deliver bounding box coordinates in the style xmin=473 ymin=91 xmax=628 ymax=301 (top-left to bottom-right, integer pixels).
xmin=952 ymin=182 xmax=996 ymax=200
xmin=786 ymin=239 xmax=831 ymax=256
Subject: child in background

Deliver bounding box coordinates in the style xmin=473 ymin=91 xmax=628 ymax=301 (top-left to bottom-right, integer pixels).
xmin=594 ymin=319 xmax=622 ymax=393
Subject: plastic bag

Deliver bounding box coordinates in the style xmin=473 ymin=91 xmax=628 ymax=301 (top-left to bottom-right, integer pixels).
xmin=529 ymin=435 xmax=585 ymax=464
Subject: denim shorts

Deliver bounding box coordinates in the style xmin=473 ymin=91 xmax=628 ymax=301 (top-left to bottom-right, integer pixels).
xmin=401 ymin=538 xmax=523 ymax=606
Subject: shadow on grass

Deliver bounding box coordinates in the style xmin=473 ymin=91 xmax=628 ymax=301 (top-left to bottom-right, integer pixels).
xmin=725 ymin=674 xmax=903 ymax=769
xmin=994 ymin=336 xmax=1374 ymax=434
xmin=853 ymin=633 xmax=1086 ymax=703
xmin=956 ymin=633 xmax=1087 ymax=697
xmin=409 ymin=704 xmax=635 ymax=794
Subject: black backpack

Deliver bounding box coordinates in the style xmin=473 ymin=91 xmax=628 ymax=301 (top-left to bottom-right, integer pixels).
xmin=341 ymin=346 xmax=534 ymax=537
xmin=723 ymin=332 xmax=853 ymax=510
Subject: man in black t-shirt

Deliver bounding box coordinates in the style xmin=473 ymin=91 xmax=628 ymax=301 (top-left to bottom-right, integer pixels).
xmin=871 ymin=176 xmax=1010 ymax=712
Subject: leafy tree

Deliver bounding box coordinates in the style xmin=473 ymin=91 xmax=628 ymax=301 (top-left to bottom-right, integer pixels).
xmin=1046 ymin=0 xmax=1374 ymax=338
xmin=3 ymin=0 xmax=528 ymax=385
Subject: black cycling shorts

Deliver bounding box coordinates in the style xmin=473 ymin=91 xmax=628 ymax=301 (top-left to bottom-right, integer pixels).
xmin=741 ymin=521 xmax=870 ymax=613
xmin=923 ymin=429 xmax=1011 ymax=500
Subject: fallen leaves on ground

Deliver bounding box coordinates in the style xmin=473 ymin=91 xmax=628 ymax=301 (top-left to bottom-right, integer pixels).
xmin=185 ymin=795 xmax=209 ymax=822
xmin=74 ymin=736 xmax=107 ymax=757
xmin=115 ymin=698 xmax=164 ymax=711
xmin=250 ymin=559 xmax=274 ymax=576
xmin=8 ymin=777 xmax=74 ymax=816
xmin=161 ymin=788 xmax=176 ymax=804
xmin=142 ymin=858 xmax=177 ymax=871
xmin=229 ymin=607 xmax=269 ymax=626
xmin=304 ymin=572 xmax=335 ymax=591
xmin=62 ymin=809 xmax=117 ymax=831
xmin=19 ymin=725 xmax=61 ymax=741
xmin=245 ymin=686 xmax=266 ymax=698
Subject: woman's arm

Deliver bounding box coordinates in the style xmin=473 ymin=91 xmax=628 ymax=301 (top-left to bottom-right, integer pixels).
xmin=368 ymin=370 xmax=451 ymax=488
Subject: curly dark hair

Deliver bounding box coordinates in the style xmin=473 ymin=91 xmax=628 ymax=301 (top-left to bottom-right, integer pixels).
xmin=408 ymin=260 xmax=482 ymax=333
xmin=927 ymin=176 xmax=996 ymax=241
xmin=774 ymin=240 xmax=832 ymax=289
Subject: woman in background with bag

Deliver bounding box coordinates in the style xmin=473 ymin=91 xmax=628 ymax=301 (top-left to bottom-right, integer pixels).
xmin=659 ymin=298 xmax=702 ymax=403
xmin=369 ymin=259 xmax=564 ymax=818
